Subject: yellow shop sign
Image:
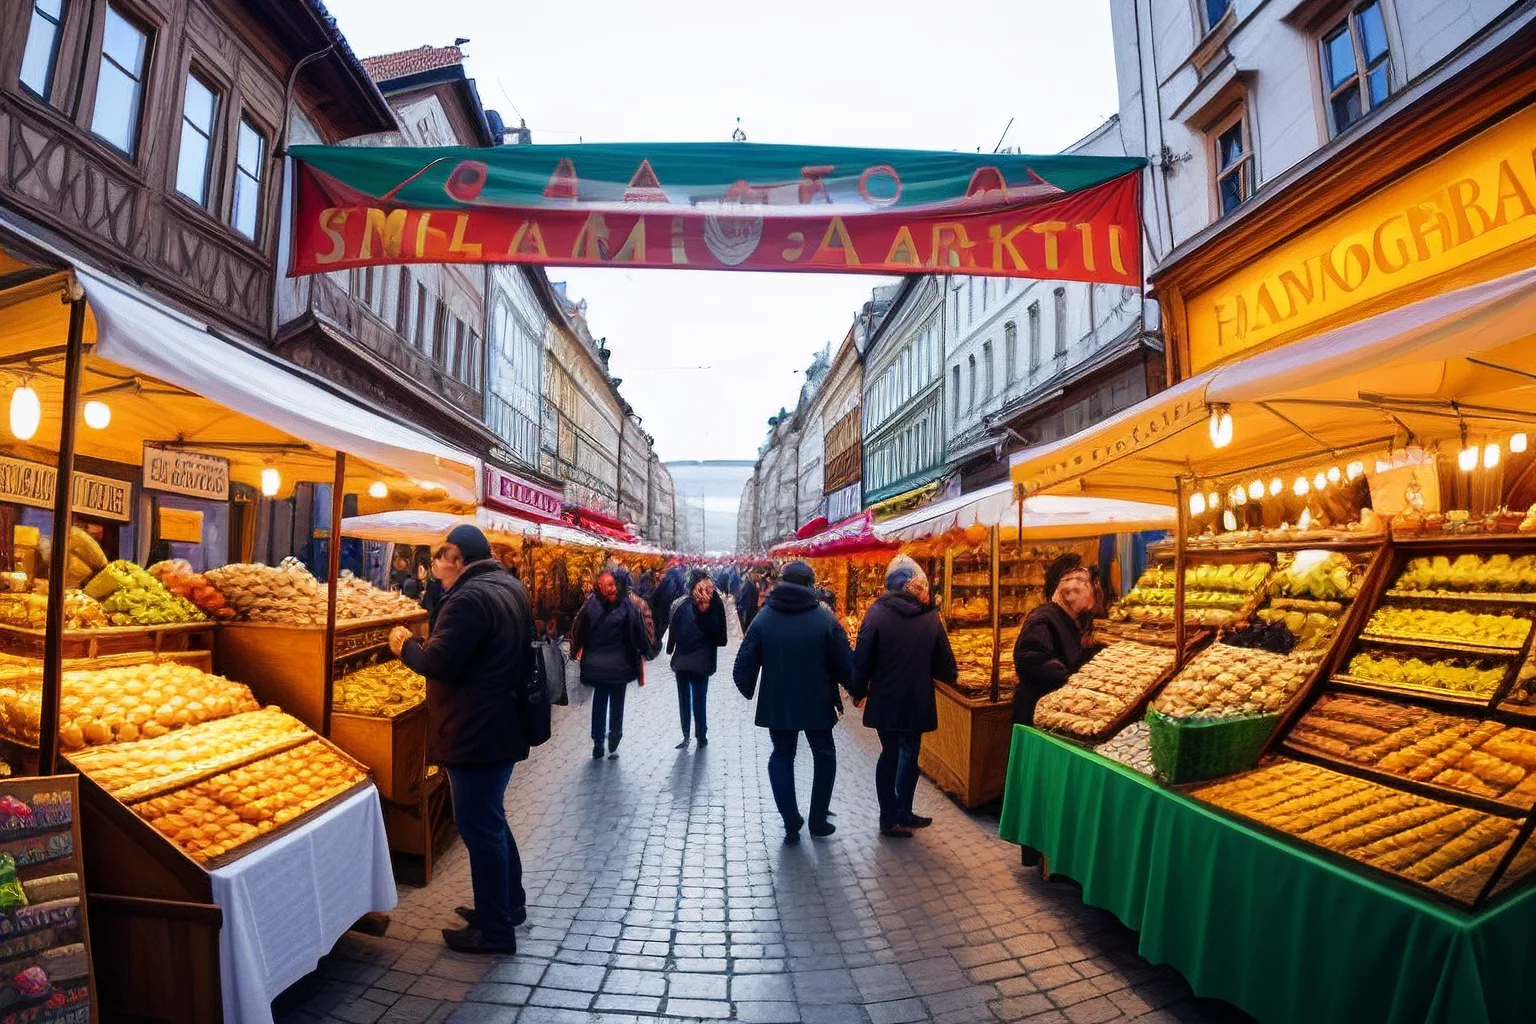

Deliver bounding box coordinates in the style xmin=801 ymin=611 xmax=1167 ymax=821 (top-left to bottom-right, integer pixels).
xmin=1186 ymin=102 xmax=1536 ymax=374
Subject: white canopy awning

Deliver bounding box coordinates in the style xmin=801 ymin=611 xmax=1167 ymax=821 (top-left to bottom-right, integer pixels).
xmin=875 ymin=480 xmax=1175 ymax=541
xmin=341 ymin=510 xmax=622 ymax=550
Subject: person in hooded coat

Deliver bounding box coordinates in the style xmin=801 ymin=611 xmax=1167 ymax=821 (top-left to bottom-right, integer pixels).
xmin=733 ymin=561 xmax=855 ymax=844
xmin=650 ymin=561 xmax=687 ymax=643
xmin=571 ymin=564 xmax=652 ymax=760
xmin=850 ymin=555 xmax=958 ymax=837
xmin=735 ymin=571 xmax=760 ymax=632
xmin=666 ymin=569 xmax=728 ymax=749
xmin=389 ymin=525 xmax=531 ymax=955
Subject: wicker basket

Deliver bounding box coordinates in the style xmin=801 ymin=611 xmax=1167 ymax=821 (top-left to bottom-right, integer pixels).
xmin=1146 ymin=709 xmax=1280 ymax=785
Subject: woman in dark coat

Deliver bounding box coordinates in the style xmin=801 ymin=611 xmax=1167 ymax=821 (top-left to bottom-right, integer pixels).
xmin=851 ymin=555 xmax=958 ymax=837
xmin=667 ymin=569 xmax=728 ymax=749
xmin=570 ymin=564 xmax=651 ymax=760
xmin=733 ymin=561 xmax=855 ymax=843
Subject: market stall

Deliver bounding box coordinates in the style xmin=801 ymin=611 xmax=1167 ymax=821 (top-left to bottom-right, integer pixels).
xmin=999 ymin=256 xmax=1536 ymax=1021
xmin=0 ymin=231 xmax=479 ymax=1023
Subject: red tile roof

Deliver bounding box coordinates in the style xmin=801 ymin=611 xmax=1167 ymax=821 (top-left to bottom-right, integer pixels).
xmin=360 ymin=45 xmax=464 ymax=83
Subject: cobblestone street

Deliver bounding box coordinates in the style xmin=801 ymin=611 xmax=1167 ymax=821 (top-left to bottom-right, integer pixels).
xmin=276 ymin=630 xmax=1250 ymax=1024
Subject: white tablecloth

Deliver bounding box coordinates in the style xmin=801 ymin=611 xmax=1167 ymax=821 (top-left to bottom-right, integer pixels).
xmin=209 ymin=785 xmax=398 ymax=1024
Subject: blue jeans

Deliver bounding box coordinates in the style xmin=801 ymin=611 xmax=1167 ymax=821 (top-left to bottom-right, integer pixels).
xmin=675 ymin=671 xmax=708 ymax=740
xmin=444 ymin=762 xmax=523 ymax=941
xmin=767 ymin=728 xmax=836 ymax=828
xmin=590 ymin=682 xmax=629 ymax=747
xmin=875 ymin=730 xmax=923 ymax=828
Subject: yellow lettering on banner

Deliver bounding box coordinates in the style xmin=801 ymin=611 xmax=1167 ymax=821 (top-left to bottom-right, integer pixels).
xmin=988 ymin=224 xmax=1029 ymax=271
xmin=782 ymin=232 xmax=806 ymax=261
xmin=1184 ymin=103 xmax=1536 ymax=373
xmin=1108 ymin=225 xmax=1129 ymax=275
xmin=1030 ymin=221 xmax=1067 ymax=270
xmin=884 ymin=226 xmax=921 ymax=267
xmin=929 ymin=223 xmax=974 ymax=269
xmin=572 ymin=213 xmax=609 ymax=260
xmin=415 ymin=212 xmax=433 ymax=257
xmin=361 ymin=208 xmax=407 ymax=259
xmin=814 ymin=218 xmax=859 ymax=265
xmin=1076 ymin=223 xmax=1096 ymax=272
xmin=506 ymin=221 xmax=548 ymax=259
xmin=448 ymin=214 xmax=481 ymax=259
xmin=612 ymin=219 xmax=646 ymax=262
xmin=315 ymin=209 xmax=348 ymax=264
xmin=672 ymin=218 xmax=689 ymax=264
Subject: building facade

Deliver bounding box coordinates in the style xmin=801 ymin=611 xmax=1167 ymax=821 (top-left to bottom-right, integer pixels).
xmin=861 ymin=276 xmax=946 ymax=510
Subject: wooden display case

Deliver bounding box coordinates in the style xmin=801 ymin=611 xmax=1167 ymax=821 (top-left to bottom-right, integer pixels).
xmin=330 ymin=703 xmax=429 ymax=804
xmin=918 ymin=679 xmax=1016 ymax=808
xmin=0 ymin=620 xmax=214 ymax=661
xmin=381 ymin=766 xmax=456 ymax=886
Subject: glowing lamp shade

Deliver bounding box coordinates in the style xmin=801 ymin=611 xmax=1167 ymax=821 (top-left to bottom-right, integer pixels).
xmin=1230 ymin=485 xmax=1247 ymax=506
xmin=1313 ymin=472 xmax=1328 ymax=491
xmin=260 ymin=466 xmax=281 ymax=497
xmin=1512 ymin=432 xmax=1528 ymax=454
xmin=1222 ymin=510 xmax=1238 ymax=531
xmin=1189 ymin=492 xmax=1207 ymax=516
xmin=1458 ymin=446 xmax=1479 ymax=472
xmin=9 ymin=385 xmax=40 ymax=441
xmin=1269 ymin=477 xmax=1283 ymax=496
xmin=1248 ymin=479 xmax=1264 ymax=500
xmin=1327 ymin=466 xmax=1342 ymax=484
xmin=1208 ymin=406 xmax=1234 ymax=448
xmin=1484 ymin=443 xmax=1501 ymax=469
xmin=1293 ymin=476 xmax=1310 ymax=497
xmin=1347 ymin=461 xmax=1365 ymax=480
xmin=83 ymin=401 xmax=111 ymax=430
xmin=368 ymin=481 xmax=388 ymax=499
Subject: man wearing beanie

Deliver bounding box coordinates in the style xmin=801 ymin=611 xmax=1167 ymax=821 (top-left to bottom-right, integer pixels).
xmin=733 ymin=560 xmax=855 ymax=844
xmin=850 ymin=554 xmax=957 ymax=837
xmin=1010 ymin=552 xmax=1098 ymax=869
xmin=389 ymin=525 xmax=533 ymax=954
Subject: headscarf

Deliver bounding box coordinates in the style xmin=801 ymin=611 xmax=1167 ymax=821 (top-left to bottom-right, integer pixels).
xmin=884 ymin=553 xmax=928 ymax=594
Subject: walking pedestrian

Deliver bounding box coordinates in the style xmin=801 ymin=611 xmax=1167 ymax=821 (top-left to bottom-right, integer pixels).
xmin=571 ymin=564 xmax=652 ymax=760
xmin=388 ymin=525 xmax=532 ymax=955
xmin=650 ymin=559 xmax=687 ymax=643
xmin=735 ymin=571 xmax=760 ymax=632
xmin=850 ymin=554 xmax=957 ymax=838
xmin=1010 ymin=553 xmax=1099 ymax=867
xmin=733 ymin=560 xmax=854 ymax=844
xmin=667 ymin=569 xmax=728 ymax=749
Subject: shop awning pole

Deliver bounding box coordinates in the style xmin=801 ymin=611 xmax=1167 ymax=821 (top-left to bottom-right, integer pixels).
xmin=39 ymin=286 xmax=87 ymax=776
xmin=321 ymin=452 xmax=345 ymax=738
xmin=1173 ymin=477 xmax=1189 ymax=671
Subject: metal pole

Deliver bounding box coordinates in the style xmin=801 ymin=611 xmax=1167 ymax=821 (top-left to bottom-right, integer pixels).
xmin=321 ymin=452 xmax=345 ymax=737
xmin=989 ymin=523 xmax=1001 ymax=704
xmin=1173 ymin=476 xmax=1189 ymax=669
xmin=40 ymin=286 xmax=87 ymax=776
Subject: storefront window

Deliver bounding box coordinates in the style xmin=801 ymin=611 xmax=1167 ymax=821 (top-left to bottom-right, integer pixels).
xmin=20 ymin=0 xmax=67 ymax=101
xmin=1321 ymin=2 xmax=1392 ymax=136
xmin=175 ymin=73 xmax=219 ymax=207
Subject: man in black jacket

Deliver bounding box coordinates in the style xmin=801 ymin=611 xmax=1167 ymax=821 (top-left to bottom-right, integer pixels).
xmin=735 ymin=571 xmax=760 ymax=632
xmin=733 ymin=561 xmax=854 ymax=844
xmin=1010 ymin=553 xmax=1099 ymax=868
xmin=851 ymin=555 xmax=958 ymax=838
xmin=389 ymin=525 xmax=531 ymax=955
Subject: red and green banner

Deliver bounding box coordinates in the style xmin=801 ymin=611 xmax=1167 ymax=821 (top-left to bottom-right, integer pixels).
xmin=289 ymin=143 xmax=1145 ymax=284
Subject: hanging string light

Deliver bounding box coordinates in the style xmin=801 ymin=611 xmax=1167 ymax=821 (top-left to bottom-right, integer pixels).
xmin=83 ymin=401 xmax=111 ymax=430
xmin=368 ymin=481 xmax=388 ymax=499
xmin=1207 ymin=403 xmax=1234 ymax=448
xmin=260 ymin=463 xmax=281 ymax=497
xmin=1222 ymin=509 xmax=1238 ymax=531
xmin=1269 ymin=477 xmax=1283 ymax=496
xmin=1313 ymin=472 xmax=1328 ymax=491
xmin=1484 ymin=443 xmax=1501 ymax=469
xmin=1189 ymin=492 xmax=1207 ymax=516
xmin=1247 ymin=479 xmax=1264 ymax=500
xmin=1326 ymin=466 xmax=1342 ymax=484
xmin=1293 ymin=476 xmax=1310 ymax=496
xmin=1347 ymin=461 xmax=1365 ymax=480
xmin=1511 ymin=432 xmax=1527 ymax=454
xmin=9 ymin=382 xmax=39 ymax=441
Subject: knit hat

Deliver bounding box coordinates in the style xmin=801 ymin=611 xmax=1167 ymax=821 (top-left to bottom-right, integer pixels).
xmin=687 ymin=568 xmax=711 ymax=590
xmin=445 ymin=524 xmax=492 ymax=563
xmin=884 ymin=553 xmax=928 ymax=593
xmin=1044 ymin=552 xmax=1086 ymax=598
xmin=780 ymin=561 xmax=815 ymax=587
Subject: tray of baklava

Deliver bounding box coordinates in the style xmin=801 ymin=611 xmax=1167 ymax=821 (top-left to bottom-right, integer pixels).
xmin=1193 ymin=757 xmax=1524 ymax=905
xmin=1283 ymin=692 xmax=1536 ymax=814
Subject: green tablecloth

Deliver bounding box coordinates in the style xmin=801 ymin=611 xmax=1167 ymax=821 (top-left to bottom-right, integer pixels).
xmin=998 ymin=726 xmax=1536 ymax=1024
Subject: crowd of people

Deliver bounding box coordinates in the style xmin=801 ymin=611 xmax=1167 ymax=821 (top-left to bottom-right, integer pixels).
xmin=387 ymin=526 xmax=1110 ymax=956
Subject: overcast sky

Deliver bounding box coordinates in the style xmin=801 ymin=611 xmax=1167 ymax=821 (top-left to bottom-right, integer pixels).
xmin=326 ymin=0 xmax=1120 ymax=461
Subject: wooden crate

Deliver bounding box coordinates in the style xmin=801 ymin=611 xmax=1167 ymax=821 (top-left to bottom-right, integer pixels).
xmin=382 ymin=768 xmax=456 ymax=886
xmin=329 ymin=703 xmax=429 ymax=804
xmin=918 ymin=681 xmax=1016 ymax=809
xmin=87 ymin=893 xmax=223 ymax=1024
xmin=0 ymin=621 xmax=215 ymax=661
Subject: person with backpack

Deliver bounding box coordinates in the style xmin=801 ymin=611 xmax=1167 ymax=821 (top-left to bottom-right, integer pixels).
xmin=666 ymin=569 xmax=728 ymax=749
xmin=571 ymin=564 xmax=652 ymax=760
xmin=388 ymin=525 xmax=532 ymax=956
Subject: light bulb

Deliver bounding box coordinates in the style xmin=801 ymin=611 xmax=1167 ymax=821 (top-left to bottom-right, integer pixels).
xmin=1484 ymin=443 xmax=1500 ymax=469
xmin=1208 ymin=406 xmax=1233 ymax=448
xmin=1222 ymin=510 xmax=1238 ymax=531
xmin=9 ymin=385 xmax=39 ymax=441
xmin=83 ymin=401 xmax=111 ymax=430
xmin=260 ymin=466 xmax=281 ymax=497
xmin=1347 ymin=461 xmax=1365 ymax=480
xmin=1190 ymin=492 xmax=1206 ymax=516
xmin=1269 ymin=477 xmax=1283 ymax=496
xmin=1230 ymin=486 xmax=1247 ymax=506
xmin=1511 ymin=433 xmax=1528 ymax=454
xmin=368 ymin=481 xmax=388 ymax=499
xmin=1327 ymin=466 xmax=1342 ymax=484
xmin=1294 ymin=476 xmax=1310 ymax=496
xmin=1458 ymin=446 xmax=1479 ymax=472
xmin=1313 ymin=472 xmax=1327 ymax=491
xmin=1375 ymin=459 xmax=1391 ymax=474
xmin=1248 ymin=480 xmax=1264 ymax=500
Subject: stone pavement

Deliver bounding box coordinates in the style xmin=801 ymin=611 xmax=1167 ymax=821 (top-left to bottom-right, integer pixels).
xmin=275 ymin=626 xmax=1251 ymax=1024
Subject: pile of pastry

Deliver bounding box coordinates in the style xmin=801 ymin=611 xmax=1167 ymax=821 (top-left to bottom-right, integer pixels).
xmin=1393 ymin=553 xmax=1536 ymax=595
xmin=335 ymin=573 xmax=421 ymax=621
xmin=1363 ymin=606 xmax=1531 ymax=650
xmin=1150 ymin=644 xmax=1314 ymax=719
xmin=133 ymin=740 xmax=366 ymax=862
xmin=332 ymin=660 xmax=426 ymax=718
xmin=1096 ymin=721 xmax=1154 ymax=776
xmin=1195 ymin=758 xmax=1520 ymax=903
xmin=1287 ymin=692 xmax=1536 ymax=806
xmin=204 ymin=558 xmax=329 ymax=626
xmin=1035 ymin=643 xmax=1175 ymax=738
xmin=1344 ymin=651 xmax=1505 ymax=698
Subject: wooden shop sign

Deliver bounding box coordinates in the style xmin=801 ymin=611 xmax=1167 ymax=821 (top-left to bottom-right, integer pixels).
xmin=1186 ymin=102 xmax=1536 ymax=374
xmin=142 ymin=445 xmax=230 ymax=502
xmin=0 ymin=456 xmax=130 ymax=522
